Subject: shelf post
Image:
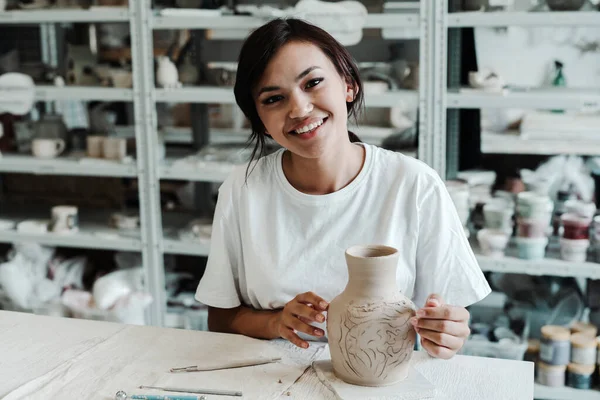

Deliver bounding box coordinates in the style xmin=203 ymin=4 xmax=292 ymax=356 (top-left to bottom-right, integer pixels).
xmin=129 ymin=0 xmax=167 ymax=326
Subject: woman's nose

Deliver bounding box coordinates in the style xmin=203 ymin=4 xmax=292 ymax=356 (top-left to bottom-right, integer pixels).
xmin=288 ymin=92 xmax=313 ymax=119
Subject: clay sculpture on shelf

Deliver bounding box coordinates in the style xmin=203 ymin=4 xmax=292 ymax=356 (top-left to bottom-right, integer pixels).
xmin=327 ymin=245 xmax=417 ymax=387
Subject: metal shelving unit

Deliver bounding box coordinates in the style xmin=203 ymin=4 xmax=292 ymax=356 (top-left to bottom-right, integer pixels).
xmin=447 ymin=10 xmax=600 ymax=27
xmin=0 ymin=7 xmax=130 ymax=23
xmin=441 ymin=5 xmax=600 ymax=400
xmin=481 ymin=131 xmax=600 ymax=156
xmin=447 ymin=88 xmax=600 ymax=111
xmin=534 ymin=383 xmax=600 ymax=400
xmin=152 ymin=13 xmax=419 ymax=30
xmin=0 ymin=154 xmax=137 ymax=177
xmin=1 ymin=2 xmax=430 ymax=328
xmin=35 ymin=86 xmax=134 ymax=102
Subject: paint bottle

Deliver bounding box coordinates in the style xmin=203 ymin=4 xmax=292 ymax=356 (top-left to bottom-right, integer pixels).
xmin=571 ymin=322 xmax=598 ymax=338
xmin=537 ymin=362 xmax=566 ymax=387
xmin=567 ymin=363 xmax=596 ymax=390
xmin=570 ymin=333 xmax=597 ymax=365
xmin=540 ymin=325 xmax=571 ymax=366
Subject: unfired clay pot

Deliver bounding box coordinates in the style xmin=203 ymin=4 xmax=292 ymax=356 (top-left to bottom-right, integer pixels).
xmin=327 ymin=245 xmax=417 ymax=387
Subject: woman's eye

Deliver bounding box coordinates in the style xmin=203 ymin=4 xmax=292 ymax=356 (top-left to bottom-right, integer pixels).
xmin=306 ymin=78 xmax=324 ymax=89
xmin=262 ymin=95 xmax=283 ymax=105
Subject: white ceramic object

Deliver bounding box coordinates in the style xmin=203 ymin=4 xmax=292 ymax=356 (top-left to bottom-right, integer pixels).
xmin=16 ymin=219 xmax=48 ymax=234
xmin=483 ymin=202 xmax=513 ymax=234
xmin=31 ymin=138 xmax=65 ymax=159
xmin=86 ymin=135 xmax=105 ymax=158
xmin=0 ymin=73 xmax=35 ymax=115
xmin=477 ymin=229 xmax=509 ymax=258
xmin=102 ymin=137 xmax=126 ymax=161
xmin=156 ymin=56 xmax=182 ymax=89
xmin=0 ymin=219 xmax=15 ymax=231
xmin=49 ymin=205 xmax=78 ymax=234
xmin=564 ymin=200 xmax=597 ymax=219
xmin=560 ymin=238 xmax=590 ymax=262
xmin=327 ymin=245 xmax=416 ymax=386
xmin=0 ymin=0 xmax=6 ymax=11
xmin=515 ymin=236 xmax=549 ymax=260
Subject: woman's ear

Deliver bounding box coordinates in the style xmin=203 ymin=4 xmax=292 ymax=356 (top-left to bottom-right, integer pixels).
xmin=345 ymin=82 xmax=358 ymax=102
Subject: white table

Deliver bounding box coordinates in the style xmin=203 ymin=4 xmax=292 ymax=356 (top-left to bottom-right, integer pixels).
xmin=0 ymin=311 xmax=534 ymax=399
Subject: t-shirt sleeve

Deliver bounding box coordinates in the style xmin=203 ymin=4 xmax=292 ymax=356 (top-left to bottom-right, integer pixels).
xmin=195 ymin=183 xmax=242 ymax=309
xmin=413 ymin=175 xmax=491 ymax=308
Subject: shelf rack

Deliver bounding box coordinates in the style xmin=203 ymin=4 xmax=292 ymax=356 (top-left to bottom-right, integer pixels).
xmin=441 ymin=5 xmax=600 ymax=399
xmin=0 ymin=1 xmax=430 ymax=325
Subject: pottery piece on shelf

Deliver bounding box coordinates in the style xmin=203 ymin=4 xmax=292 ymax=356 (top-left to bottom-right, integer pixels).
xmin=327 ymin=245 xmax=416 ymax=387
xmin=546 ymin=0 xmax=585 ymax=11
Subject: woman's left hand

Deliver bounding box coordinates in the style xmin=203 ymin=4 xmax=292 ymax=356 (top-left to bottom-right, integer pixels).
xmin=410 ymin=293 xmax=471 ymax=360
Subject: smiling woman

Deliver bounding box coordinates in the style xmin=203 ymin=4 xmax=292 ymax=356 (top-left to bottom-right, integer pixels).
xmin=196 ymin=18 xmax=491 ymax=361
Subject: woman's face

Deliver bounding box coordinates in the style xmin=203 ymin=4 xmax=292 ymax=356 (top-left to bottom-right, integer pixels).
xmin=254 ymin=41 xmax=355 ymax=159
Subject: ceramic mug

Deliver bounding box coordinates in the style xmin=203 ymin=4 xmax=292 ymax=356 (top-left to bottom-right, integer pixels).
xmin=49 ymin=205 xmax=78 ymax=234
xmin=102 ymin=137 xmax=126 ymax=160
xmin=87 ymin=135 xmax=105 ymax=158
xmin=31 ymin=138 xmax=65 ymax=159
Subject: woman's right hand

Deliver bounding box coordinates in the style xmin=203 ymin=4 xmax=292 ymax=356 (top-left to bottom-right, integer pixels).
xmin=274 ymin=291 xmax=329 ymax=349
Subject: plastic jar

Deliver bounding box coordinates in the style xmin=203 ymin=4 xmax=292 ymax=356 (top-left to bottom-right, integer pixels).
xmin=561 ymin=213 xmax=592 ymax=240
xmin=537 ymin=362 xmax=566 ymax=387
xmin=564 ymin=199 xmax=597 ymax=219
xmin=517 ymin=192 xmax=553 ymax=220
xmin=540 ymin=325 xmax=571 ymax=365
xmin=570 ymin=333 xmax=597 ymax=365
xmin=567 ymin=363 xmax=595 ymax=390
xmin=517 ymin=217 xmax=549 ymax=238
xmin=559 ymin=238 xmax=590 ymax=262
xmin=516 ymin=236 xmax=548 ymax=260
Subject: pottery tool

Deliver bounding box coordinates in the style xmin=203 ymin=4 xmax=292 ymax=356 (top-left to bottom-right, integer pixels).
xmin=115 ymin=391 xmax=205 ymax=400
xmin=170 ymin=356 xmax=282 ymax=372
xmin=139 ymin=385 xmax=242 ymax=397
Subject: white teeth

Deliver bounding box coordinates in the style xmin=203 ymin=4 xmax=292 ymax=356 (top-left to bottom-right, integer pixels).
xmin=293 ymin=119 xmax=324 ymax=134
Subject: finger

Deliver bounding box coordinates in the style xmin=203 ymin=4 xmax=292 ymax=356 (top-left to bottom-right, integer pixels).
xmin=283 ymin=313 xmax=325 ymax=338
xmin=288 ymin=301 xmax=326 ymax=323
xmin=417 ymin=305 xmax=470 ymax=322
xmin=280 ymin=328 xmax=309 ymax=349
xmin=420 ymin=337 xmax=455 ymax=360
xmin=416 ymin=327 xmax=464 ymax=351
xmin=425 ymin=293 xmax=445 ymax=307
xmin=295 ymin=292 xmax=329 ymax=310
xmin=411 ymin=318 xmax=470 ymax=338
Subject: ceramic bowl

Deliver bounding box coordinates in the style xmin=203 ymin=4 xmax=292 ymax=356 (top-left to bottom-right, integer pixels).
xmin=516 ymin=217 xmax=550 ymax=238
xmin=515 ymin=236 xmax=548 ymax=260
xmin=477 ymin=229 xmax=509 ymax=258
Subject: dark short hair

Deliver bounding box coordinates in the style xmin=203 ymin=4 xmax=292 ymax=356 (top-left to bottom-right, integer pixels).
xmin=233 ymin=18 xmax=364 ymax=177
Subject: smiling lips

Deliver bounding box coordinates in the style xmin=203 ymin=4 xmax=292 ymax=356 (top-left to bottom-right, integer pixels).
xmin=290 ymin=117 xmax=328 ymax=135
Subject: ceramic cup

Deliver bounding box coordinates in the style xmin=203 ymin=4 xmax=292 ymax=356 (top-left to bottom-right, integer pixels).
xmin=102 ymin=137 xmax=126 ymax=161
xmin=87 ymin=135 xmax=105 ymax=158
xmin=49 ymin=205 xmax=78 ymax=234
xmin=31 ymin=138 xmax=65 ymax=159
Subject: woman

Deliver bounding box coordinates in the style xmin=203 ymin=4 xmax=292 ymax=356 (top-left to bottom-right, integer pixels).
xmin=196 ymin=18 xmax=490 ymax=359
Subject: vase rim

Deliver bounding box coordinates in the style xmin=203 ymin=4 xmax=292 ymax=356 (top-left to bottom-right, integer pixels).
xmin=345 ymin=244 xmax=398 ymax=259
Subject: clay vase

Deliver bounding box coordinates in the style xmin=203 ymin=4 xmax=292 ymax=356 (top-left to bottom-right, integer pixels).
xmin=327 ymin=245 xmax=417 ymax=387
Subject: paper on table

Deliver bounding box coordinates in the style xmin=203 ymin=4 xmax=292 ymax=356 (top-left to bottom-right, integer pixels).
xmin=312 ymin=359 xmax=437 ymax=400
xmin=1 ymin=326 xmax=324 ymax=400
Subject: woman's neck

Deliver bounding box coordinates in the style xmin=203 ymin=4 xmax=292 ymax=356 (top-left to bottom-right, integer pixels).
xmin=282 ymin=141 xmax=365 ymax=195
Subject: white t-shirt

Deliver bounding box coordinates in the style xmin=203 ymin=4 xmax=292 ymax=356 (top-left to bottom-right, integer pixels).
xmin=196 ymin=143 xmax=491 ymax=325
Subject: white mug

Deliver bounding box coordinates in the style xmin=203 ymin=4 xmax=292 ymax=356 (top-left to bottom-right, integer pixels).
xmin=49 ymin=205 xmax=78 ymax=234
xmin=32 ymin=138 xmax=65 ymax=159
xmin=87 ymin=135 xmax=105 ymax=158
xmin=102 ymin=137 xmax=126 ymax=161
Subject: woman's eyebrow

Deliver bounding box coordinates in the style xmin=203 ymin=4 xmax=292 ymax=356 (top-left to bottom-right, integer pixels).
xmin=257 ymin=66 xmax=322 ymax=96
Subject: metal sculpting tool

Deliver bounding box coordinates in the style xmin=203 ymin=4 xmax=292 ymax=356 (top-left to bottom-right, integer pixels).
xmin=139 ymin=385 xmax=242 ymax=397
xmin=170 ymin=356 xmax=282 ymax=372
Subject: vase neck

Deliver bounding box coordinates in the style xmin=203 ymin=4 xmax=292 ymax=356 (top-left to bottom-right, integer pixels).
xmin=345 ymin=258 xmax=398 ymax=298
